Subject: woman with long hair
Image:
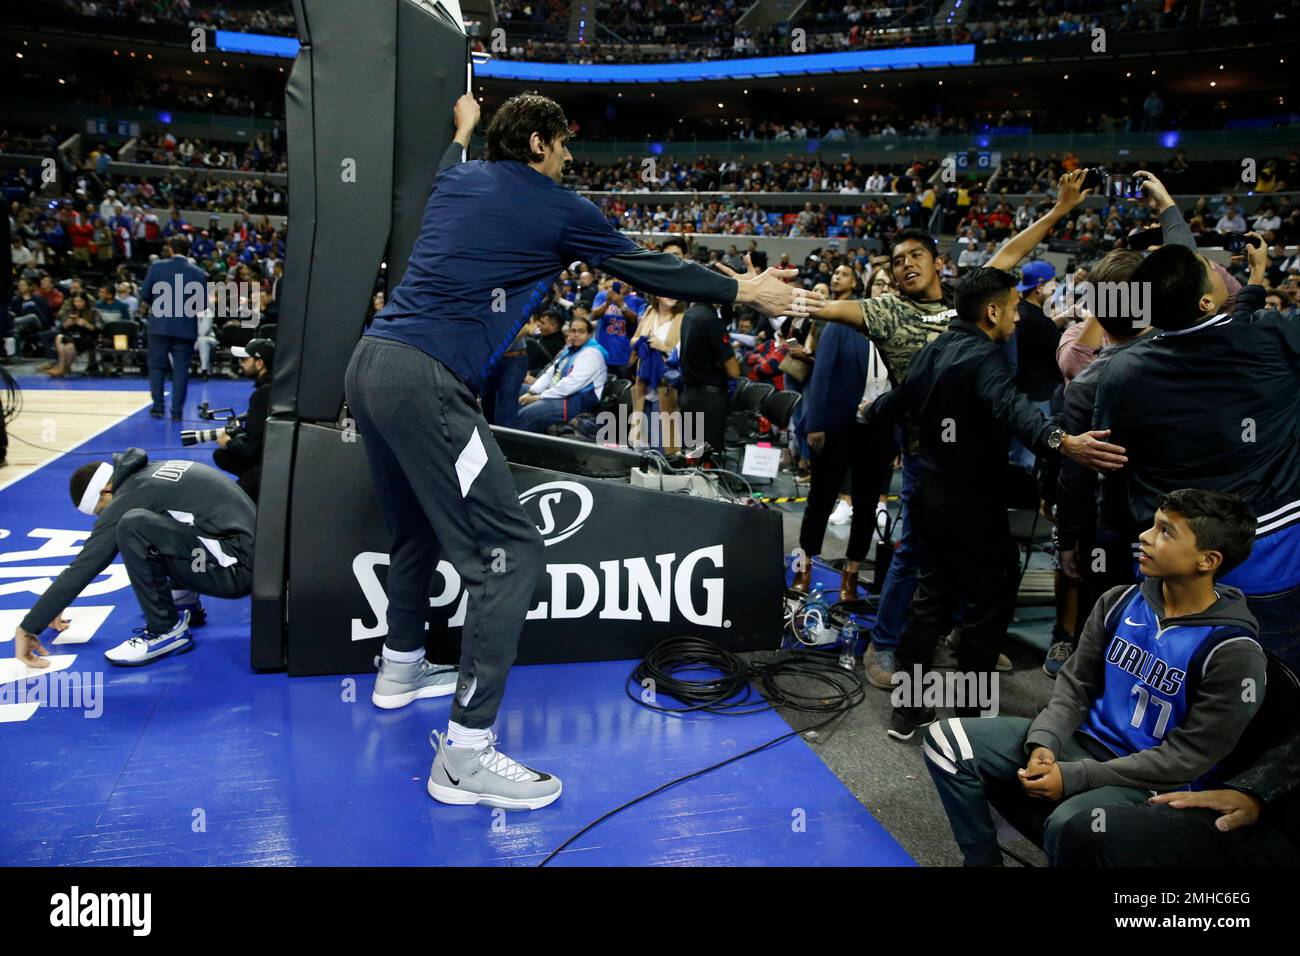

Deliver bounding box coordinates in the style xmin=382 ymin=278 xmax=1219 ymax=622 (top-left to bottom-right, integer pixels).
xmin=792 ymin=262 xmax=895 ymax=599
xmin=627 ymin=291 xmax=684 ymax=453
xmin=48 ymin=292 xmax=99 ymax=378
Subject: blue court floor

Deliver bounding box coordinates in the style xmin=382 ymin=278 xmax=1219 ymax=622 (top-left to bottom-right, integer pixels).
xmin=0 ymin=374 xmax=914 ymax=866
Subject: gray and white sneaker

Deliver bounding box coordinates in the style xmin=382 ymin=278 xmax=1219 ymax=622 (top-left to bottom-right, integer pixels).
xmin=371 ymin=656 xmax=458 ymax=709
xmin=427 ymin=730 xmax=563 ymax=811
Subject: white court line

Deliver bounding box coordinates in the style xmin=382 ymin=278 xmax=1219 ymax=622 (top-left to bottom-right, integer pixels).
xmin=0 ymin=606 xmax=115 ymax=645
xmin=0 ymin=394 xmax=154 ymax=493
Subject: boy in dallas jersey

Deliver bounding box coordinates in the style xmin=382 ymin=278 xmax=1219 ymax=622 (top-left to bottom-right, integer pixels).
xmin=920 ymin=488 xmax=1267 ymax=866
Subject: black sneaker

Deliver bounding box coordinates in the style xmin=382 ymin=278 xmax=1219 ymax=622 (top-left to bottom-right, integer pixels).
xmin=887 ymin=706 xmax=938 ymax=742
xmin=179 ymin=602 xmax=207 ymax=627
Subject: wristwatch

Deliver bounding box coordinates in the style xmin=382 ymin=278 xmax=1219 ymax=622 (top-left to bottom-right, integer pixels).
xmin=1047 ymin=427 xmax=1066 ymax=451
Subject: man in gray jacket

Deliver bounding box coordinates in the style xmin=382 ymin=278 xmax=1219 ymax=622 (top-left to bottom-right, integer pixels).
xmin=13 ymin=448 xmax=255 ymax=667
xmin=921 ymin=488 xmax=1267 ymax=865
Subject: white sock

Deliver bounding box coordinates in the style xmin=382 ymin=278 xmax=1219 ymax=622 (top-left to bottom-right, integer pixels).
xmin=382 ymin=645 xmax=425 ymax=664
xmin=171 ymin=589 xmax=197 ymax=604
xmin=447 ymin=720 xmax=491 ymax=751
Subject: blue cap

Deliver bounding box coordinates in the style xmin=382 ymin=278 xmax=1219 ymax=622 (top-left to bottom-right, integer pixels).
xmin=1016 ymin=260 xmax=1056 ymax=292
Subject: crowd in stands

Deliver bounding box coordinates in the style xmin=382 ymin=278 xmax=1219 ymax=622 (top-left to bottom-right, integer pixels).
xmin=474 ymin=0 xmax=1299 ymax=63
xmin=4 ymin=171 xmax=283 ymax=377
xmin=132 ymin=130 xmax=286 ymax=173
xmin=36 ymin=0 xmax=1299 ymax=63
xmin=57 ymin=0 xmax=296 ymax=37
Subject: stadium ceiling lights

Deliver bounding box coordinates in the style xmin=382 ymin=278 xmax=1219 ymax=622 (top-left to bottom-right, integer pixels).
xmin=210 ymin=31 xmax=975 ymax=85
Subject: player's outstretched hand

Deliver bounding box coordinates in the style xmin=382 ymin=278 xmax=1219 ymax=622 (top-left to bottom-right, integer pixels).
xmin=715 ymin=254 xmax=825 ymax=318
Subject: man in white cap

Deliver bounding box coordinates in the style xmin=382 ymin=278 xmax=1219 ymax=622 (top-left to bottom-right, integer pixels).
xmin=12 ymin=448 xmax=255 ymax=668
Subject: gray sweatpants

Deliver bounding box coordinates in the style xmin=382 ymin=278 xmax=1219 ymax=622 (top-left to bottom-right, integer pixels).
xmin=922 ymin=715 xmax=1151 ymax=865
xmin=344 ymin=335 xmax=544 ymax=730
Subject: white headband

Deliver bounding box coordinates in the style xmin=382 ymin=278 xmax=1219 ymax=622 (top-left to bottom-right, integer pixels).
xmin=77 ymin=462 xmax=114 ymax=516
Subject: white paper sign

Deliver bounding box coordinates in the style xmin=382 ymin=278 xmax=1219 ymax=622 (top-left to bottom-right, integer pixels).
xmin=740 ymin=444 xmax=782 ymax=479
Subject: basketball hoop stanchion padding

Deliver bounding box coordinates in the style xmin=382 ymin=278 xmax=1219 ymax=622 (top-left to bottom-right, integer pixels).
xmin=252 ymin=0 xmax=467 ymax=669
xmin=252 ymin=0 xmax=783 ymax=673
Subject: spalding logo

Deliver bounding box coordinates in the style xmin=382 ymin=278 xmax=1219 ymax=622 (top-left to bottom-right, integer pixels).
xmin=517 ymin=480 xmax=593 ymax=547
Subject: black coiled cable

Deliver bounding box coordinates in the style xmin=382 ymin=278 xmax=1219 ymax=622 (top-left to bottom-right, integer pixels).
xmin=1 ymin=364 xmax=19 ymax=424
xmin=540 ymin=636 xmax=866 ymax=865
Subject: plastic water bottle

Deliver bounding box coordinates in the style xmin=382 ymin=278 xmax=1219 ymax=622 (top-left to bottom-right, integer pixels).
xmin=804 ymin=585 xmax=829 ymax=645
xmin=838 ymin=618 xmax=859 ymax=671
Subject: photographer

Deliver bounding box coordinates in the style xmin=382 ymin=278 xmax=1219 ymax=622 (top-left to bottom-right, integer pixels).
xmin=212 ymin=337 xmax=272 ymax=503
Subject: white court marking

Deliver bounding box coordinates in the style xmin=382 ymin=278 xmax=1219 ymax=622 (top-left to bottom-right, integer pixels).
xmin=0 ymin=606 xmax=115 ymax=645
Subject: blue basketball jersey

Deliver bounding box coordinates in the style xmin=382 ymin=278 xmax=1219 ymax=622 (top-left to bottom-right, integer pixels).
xmin=1080 ymin=586 xmax=1260 ymax=782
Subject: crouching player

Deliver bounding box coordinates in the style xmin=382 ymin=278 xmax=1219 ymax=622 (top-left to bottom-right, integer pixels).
xmin=13 ymin=448 xmax=255 ymax=667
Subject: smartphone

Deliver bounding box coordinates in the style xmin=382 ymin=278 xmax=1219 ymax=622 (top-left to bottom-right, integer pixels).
xmin=1081 ymin=167 xmax=1107 ymax=192
xmin=1225 ymin=233 xmax=1263 ymax=254
xmin=1107 ymin=174 xmax=1145 ymax=201
xmin=611 ymin=281 xmax=622 ymax=293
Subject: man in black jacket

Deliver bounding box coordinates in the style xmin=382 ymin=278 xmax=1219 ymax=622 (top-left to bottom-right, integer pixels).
xmin=1094 ymin=235 xmax=1300 ymax=669
xmin=887 ymin=268 xmax=1127 ymax=740
xmin=13 ymin=448 xmax=256 ymax=668
xmin=212 ymin=337 xmax=272 ymax=503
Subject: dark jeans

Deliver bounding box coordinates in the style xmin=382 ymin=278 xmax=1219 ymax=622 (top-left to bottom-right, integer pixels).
xmin=871 ymin=449 xmax=922 ymax=651
xmin=515 ymin=384 xmax=598 ymax=433
xmin=896 ymin=474 xmax=1020 ymax=714
xmin=148 ymin=333 xmax=195 ymax=416
xmin=679 ymin=383 xmax=729 ymax=457
xmin=344 ymin=336 xmax=544 ymax=730
xmin=115 ymin=508 xmax=253 ymax=633
xmin=481 ymin=353 xmax=529 ymax=428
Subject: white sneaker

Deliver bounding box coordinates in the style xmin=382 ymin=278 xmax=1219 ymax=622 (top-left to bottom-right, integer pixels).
xmin=104 ymin=611 xmax=195 ymax=666
xmin=829 ymin=499 xmax=854 ymax=525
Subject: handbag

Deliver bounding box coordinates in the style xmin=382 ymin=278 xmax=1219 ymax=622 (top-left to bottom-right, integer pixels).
xmin=778 ymin=351 xmax=811 ymax=383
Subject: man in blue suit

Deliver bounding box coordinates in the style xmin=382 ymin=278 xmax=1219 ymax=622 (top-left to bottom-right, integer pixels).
xmin=141 ymin=235 xmax=205 ymax=420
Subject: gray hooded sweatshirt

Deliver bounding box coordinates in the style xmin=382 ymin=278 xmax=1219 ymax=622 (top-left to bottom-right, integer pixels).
xmin=1027 ymin=577 xmax=1267 ymax=796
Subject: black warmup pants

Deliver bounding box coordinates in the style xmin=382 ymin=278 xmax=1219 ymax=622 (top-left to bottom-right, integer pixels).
xmin=344 ymin=336 xmax=545 ymax=730
xmin=896 ymin=474 xmax=1020 ymax=716
xmin=115 ymin=509 xmax=254 ymax=633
